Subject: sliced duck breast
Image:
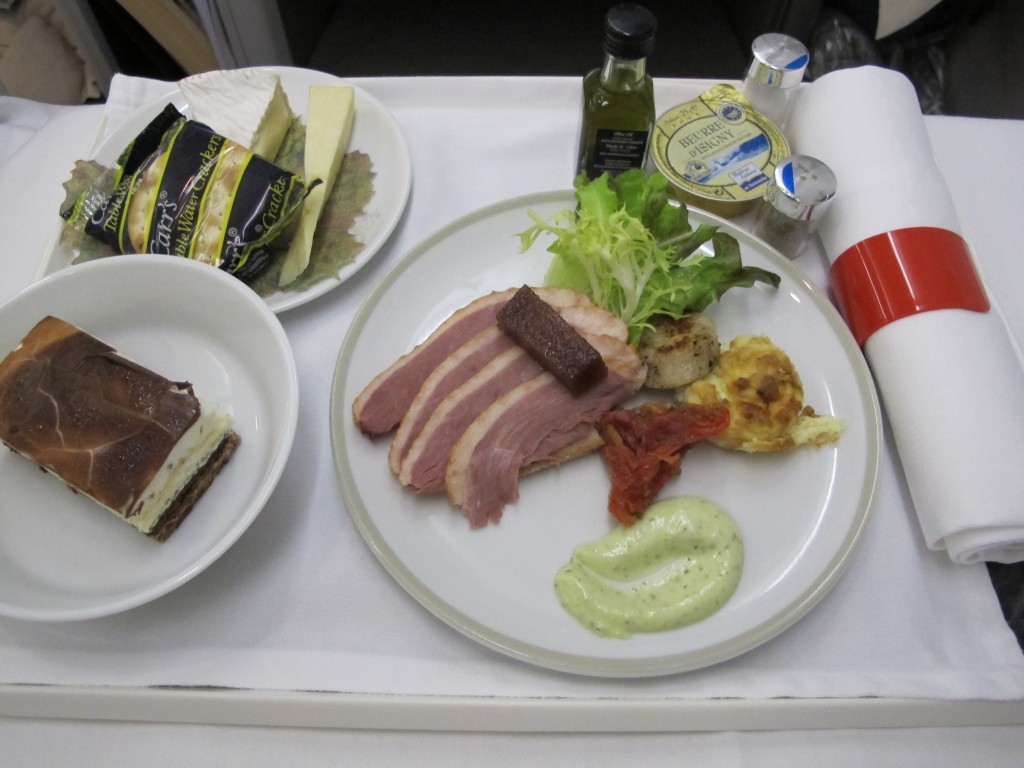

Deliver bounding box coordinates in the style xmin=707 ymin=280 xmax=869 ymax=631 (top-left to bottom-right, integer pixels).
xmin=445 ymin=334 xmax=646 ymax=528
xmin=353 ymin=288 xmax=515 ymax=437
xmin=397 ymin=298 xmax=629 ymax=492
xmin=353 ymin=287 xmax=615 ymax=437
xmin=398 ymin=344 xmax=543 ymax=491
xmin=388 ymin=326 xmax=511 ymax=475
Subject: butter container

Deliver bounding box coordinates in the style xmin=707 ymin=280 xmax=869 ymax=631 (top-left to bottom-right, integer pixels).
xmin=650 ymin=84 xmax=789 ymax=217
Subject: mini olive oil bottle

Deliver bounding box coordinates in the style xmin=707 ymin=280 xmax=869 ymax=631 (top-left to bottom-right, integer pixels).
xmin=575 ymin=4 xmax=657 ymax=180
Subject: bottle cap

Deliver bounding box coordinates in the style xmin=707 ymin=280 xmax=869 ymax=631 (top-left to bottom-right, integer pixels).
xmin=745 ymin=33 xmax=809 ymax=90
xmin=766 ymin=155 xmax=837 ymax=221
xmin=604 ymin=4 xmax=657 ymax=60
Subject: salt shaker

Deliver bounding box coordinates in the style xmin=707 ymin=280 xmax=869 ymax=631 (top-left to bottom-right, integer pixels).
xmin=751 ymin=154 xmax=837 ymax=259
xmin=740 ymin=33 xmax=809 ymax=131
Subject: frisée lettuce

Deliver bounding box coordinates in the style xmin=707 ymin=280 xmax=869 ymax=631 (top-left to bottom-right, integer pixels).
xmin=518 ymin=170 xmax=780 ymax=345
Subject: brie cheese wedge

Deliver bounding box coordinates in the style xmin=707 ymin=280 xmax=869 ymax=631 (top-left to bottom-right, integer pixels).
xmin=179 ymin=69 xmax=293 ymax=160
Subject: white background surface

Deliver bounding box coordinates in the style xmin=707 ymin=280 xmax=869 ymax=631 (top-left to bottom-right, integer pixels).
xmin=2 ymin=75 xmax=1024 ymax=763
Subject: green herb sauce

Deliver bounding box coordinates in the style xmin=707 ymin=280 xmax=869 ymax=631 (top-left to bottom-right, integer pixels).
xmin=554 ymin=496 xmax=743 ymax=638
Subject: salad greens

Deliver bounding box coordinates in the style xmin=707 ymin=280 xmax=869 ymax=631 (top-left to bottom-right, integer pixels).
xmin=518 ymin=170 xmax=780 ymax=345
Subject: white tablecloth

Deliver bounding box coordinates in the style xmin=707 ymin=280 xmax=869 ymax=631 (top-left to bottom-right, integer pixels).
xmin=2 ymin=75 xmax=1024 ymax=763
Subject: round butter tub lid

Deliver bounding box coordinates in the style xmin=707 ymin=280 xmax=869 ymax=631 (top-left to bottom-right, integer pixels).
xmin=650 ymin=84 xmax=790 ymax=217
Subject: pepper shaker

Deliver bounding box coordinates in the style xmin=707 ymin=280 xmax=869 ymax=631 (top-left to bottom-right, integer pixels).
xmin=751 ymin=154 xmax=837 ymax=259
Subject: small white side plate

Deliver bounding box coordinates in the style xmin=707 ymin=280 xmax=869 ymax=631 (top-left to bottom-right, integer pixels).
xmin=0 ymin=255 xmax=299 ymax=620
xmin=39 ymin=66 xmax=412 ymax=314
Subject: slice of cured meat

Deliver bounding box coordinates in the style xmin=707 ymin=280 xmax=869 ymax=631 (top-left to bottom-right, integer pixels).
xmin=397 ymin=295 xmax=630 ymax=492
xmin=445 ymin=334 xmax=647 ymax=528
xmin=387 ymin=326 xmax=511 ymax=475
xmin=352 ymin=288 xmax=515 ymax=437
xmin=398 ymin=344 xmax=542 ymax=492
xmin=353 ymin=286 xmax=619 ymax=438
xmin=597 ymin=401 xmax=730 ymax=526
xmin=387 ymin=288 xmax=624 ymax=474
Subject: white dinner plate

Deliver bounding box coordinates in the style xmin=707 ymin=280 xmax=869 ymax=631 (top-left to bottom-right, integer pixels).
xmin=330 ymin=190 xmax=881 ymax=677
xmin=0 ymin=255 xmax=299 ymax=621
xmin=39 ymin=66 xmax=412 ymax=314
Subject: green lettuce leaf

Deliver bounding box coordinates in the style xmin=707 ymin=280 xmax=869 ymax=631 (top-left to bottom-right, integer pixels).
xmin=518 ymin=170 xmax=780 ymax=345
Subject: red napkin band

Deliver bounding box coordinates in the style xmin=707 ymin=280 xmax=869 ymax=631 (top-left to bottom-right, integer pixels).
xmin=829 ymin=226 xmax=990 ymax=346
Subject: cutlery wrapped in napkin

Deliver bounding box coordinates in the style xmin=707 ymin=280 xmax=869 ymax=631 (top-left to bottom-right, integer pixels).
xmin=788 ymin=65 xmax=1024 ymax=564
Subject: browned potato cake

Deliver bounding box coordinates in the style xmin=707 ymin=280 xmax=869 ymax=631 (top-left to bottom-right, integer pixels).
xmin=678 ymin=334 xmax=844 ymax=452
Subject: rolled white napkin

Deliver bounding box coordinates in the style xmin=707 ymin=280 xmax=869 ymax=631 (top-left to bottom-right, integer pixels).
xmin=788 ymin=66 xmax=1024 ymax=564
xmin=96 ymin=74 xmax=178 ymax=144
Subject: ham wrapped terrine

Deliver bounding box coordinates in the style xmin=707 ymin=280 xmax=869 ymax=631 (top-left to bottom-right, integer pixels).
xmin=0 ymin=316 xmax=239 ymax=541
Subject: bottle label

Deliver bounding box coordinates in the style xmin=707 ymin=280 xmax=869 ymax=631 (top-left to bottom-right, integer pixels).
xmin=588 ymin=129 xmax=650 ymax=176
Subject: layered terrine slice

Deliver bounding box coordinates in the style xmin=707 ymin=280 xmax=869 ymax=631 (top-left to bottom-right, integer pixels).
xmin=0 ymin=316 xmax=240 ymax=541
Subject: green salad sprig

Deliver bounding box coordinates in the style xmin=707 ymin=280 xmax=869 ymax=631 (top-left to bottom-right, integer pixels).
xmin=518 ymin=170 xmax=780 ymax=345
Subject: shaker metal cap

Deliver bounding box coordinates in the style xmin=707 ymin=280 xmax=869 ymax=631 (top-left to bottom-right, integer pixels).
xmin=746 ymin=33 xmax=809 ymax=90
xmin=767 ymin=155 xmax=837 ymax=221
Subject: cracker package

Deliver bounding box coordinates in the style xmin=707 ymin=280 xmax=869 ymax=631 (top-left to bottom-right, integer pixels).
xmin=61 ymin=104 xmax=309 ymax=281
